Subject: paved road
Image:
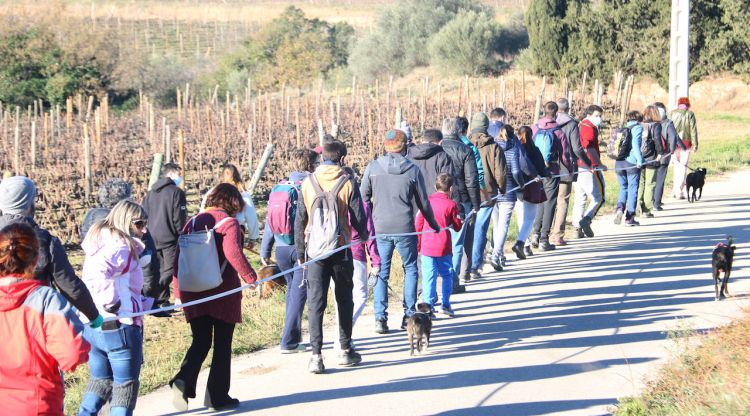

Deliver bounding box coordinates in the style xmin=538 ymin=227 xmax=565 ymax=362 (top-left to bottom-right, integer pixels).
xmin=137 ymin=170 xmax=750 ymax=416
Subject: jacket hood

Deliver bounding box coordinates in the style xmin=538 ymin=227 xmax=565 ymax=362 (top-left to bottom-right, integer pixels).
xmin=537 ymin=116 xmax=559 ymax=130
xmin=408 ymin=143 xmax=444 ymax=160
xmin=288 ymin=171 xmax=309 ymax=183
xmin=496 ymin=134 xmax=517 ymax=152
xmin=0 ymin=213 xmax=36 ymax=230
xmin=556 ymin=113 xmax=574 ymax=127
xmin=469 ymin=131 xmax=495 ymax=148
xmin=377 ymin=153 xmax=413 ymax=175
xmin=312 ymin=164 xmax=346 ymax=183
xmin=0 ymin=277 xmax=43 ymax=311
xmin=151 ymin=177 xmax=176 ymax=192
xmin=82 ymin=227 xmax=144 ymax=258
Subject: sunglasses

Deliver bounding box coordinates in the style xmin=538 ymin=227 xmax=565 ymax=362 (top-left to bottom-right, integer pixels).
xmin=131 ymin=219 xmax=148 ymax=229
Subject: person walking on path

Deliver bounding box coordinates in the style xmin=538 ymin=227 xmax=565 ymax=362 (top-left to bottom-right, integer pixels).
xmin=407 ymin=129 xmax=454 ymax=195
xmin=0 ymin=223 xmax=90 ymax=416
xmin=78 ymin=200 xmax=149 ymax=416
xmin=516 ymin=126 xmax=549 ymax=258
xmin=361 ymin=130 xmax=440 ymax=334
xmin=488 ymin=125 xmax=524 ymax=270
xmin=653 ymin=102 xmax=687 ymax=210
xmin=550 ymin=98 xmax=585 ymax=246
xmin=467 ymin=112 xmax=507 ymax=272
xmin=670 ymin=97 xmax=698 ymax=199
xmin=531 ymin=102 xmax=565 ymax=251
xmin=80 ymin=179 xmax=160 ymax=310
xmin=441 ymin=118 xmax=481 ymax=289
xmin=142 ymin=163 xmax=187 ymax=308
xmin=170 ymin=184 xmax=258 ymax=411
xmin=416 ymin=174 xmax=463 ymax=317
xmin=615 ymin=111 xmax=645 ymax=226
xmin=296 ymin=140 xmax=370 ymax=374
xmin=200 ymin=164 xmax=260 ymax=249
xmin=637 ymin=105 xmax=664 ymax=218
xmin=0 ymin=176 xmax=103 ymax=327
xmin=261 ymin=149 xmax=318 ymax=354
xmin=572 ymin=105 xmax=607 ymax=239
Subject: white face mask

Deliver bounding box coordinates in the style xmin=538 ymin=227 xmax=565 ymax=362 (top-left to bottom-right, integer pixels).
xmin=590 ymin=116 xmax=603 ymax=127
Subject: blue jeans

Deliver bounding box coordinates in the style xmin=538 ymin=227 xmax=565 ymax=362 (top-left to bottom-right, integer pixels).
xmin=375 ymin=235 xmax=418 ymax=321
xmin=276 ymin=245 xmax=306 ymax=350
xmin=471 ymin=206 xmax=494 ymax=270
xmin=451 ymin=202 xmax=472 ymax=286
xmin=79 ymin=324 xmax=143 ymax=416
xmin=491 ymin=201 xmax=516 ymax=262
xmin=616 ymin=161 xmax=641 ymax=217
xmin=421 ymin=255 xmax=454 ymax=310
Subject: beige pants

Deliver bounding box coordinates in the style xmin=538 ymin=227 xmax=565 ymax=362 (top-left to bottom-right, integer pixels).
xmin=550 ymin=181 xmax=572 ymax=240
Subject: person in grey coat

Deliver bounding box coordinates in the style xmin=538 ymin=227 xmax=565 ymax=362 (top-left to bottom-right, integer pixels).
xmin=361 ymin=129 xmax=440 ymax=334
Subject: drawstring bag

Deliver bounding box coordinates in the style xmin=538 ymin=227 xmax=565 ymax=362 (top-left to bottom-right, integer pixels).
xmin=177 ymin=215 xmax=234 ymax=292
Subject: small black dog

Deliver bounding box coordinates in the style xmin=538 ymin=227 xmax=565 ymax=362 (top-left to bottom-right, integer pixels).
xmin=712 ymin=236 xmax=736 ymax=301
xmin=407 ymin=303 xmax=433 ymax=356
xmin=686 ymin=168 xmax=707 ymax=202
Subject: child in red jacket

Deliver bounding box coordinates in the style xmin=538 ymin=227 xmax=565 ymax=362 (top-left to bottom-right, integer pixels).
xmin=416 ymin=174 xmax=463 ymax=316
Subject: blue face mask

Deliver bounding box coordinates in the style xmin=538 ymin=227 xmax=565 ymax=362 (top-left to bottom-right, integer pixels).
xmin=173 ymin=176 xmax=182 ymax=187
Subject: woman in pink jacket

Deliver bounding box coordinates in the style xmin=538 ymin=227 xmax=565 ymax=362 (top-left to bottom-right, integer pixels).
xmin=0 ymin=223 xmax=90 ymax=416
xmin=78 ymin=200 xmax=148 ymax=416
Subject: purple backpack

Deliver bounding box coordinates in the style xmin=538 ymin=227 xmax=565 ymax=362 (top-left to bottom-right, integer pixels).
xmin=266 ymin=180 xmax=302 ymax=245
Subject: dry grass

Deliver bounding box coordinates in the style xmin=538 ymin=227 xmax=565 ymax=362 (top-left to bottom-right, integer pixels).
xmin=615 ymin=311 xmax=750 ymax=415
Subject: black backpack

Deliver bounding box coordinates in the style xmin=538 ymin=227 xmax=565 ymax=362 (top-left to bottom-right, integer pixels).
xmin=640 ymin=122 xmax=657 ymax=160
xmin=607 ymin=127 xmax=633 ymax=161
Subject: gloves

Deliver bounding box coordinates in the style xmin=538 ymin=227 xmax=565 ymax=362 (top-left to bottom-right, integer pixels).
xmin=103 ymin=300 xmax=121 ymax=314
xmin=367 ymin=267 xmax=380 ymax=288
xmin=90 ymin=314 xmax=104 ymax=328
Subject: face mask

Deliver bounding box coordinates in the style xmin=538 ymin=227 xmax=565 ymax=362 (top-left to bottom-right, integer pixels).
xmin=590 ymin=116 xmax=602 ymax=127
xmin=173 ymin=176 xmax=183 ymax=187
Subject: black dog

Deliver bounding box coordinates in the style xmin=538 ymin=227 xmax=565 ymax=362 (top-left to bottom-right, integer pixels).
xmin=407 ymin=303 xmax=433 ymax=356
xmin=686 ymin=168 xmax=707 ymax=202
xmin=712 ymin=236 xmax=736 ymax=301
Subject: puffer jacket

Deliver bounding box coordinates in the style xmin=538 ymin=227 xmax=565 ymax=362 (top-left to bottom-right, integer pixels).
xmin=496 ymin=135 xmax=525 ymax=203
xmin=407 ymin=143 xmax=454 ymax=195
xmin=81 ymin=228 xmax=145 ymax=326
xmin=469 ymin=130 xmax=507 ymax=201
xmin=0 ymin=214 xmax=100 ymax=321
xmin=440 ymin=134 xmax=481 ymax=213
xmin=0 ymin=277 xmax=90 ymax=416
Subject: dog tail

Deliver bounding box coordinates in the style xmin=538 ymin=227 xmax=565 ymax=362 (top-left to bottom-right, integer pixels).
xmin=727 ymin=235 xmax=733 ymax=247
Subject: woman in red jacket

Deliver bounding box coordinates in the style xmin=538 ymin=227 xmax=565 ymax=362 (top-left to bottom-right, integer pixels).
xmin=170 ymin=183 xmax=258 ymax=411
xmin=0 ymin=223 xmax=90 ymax=416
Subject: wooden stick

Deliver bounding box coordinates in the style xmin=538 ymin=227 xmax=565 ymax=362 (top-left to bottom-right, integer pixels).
xmin=83 ymin=124 xmax=92 ymax=200
xmin=247 ymin=142 xmax=274 ymax=195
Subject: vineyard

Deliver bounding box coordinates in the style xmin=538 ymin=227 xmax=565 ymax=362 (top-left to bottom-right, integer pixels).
xmin=0 ymin=71 xmax=636 ymax=244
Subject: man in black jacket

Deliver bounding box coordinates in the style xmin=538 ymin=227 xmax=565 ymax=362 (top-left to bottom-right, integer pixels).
xmin=406 ymin=129 xmax=454 ymax=194
xmin=0 ymin=176 xmax=102 ymax=326
xmin=143 ymin=163 xmax=187 ymax=308
xmin=441 ymin=117 xmax=481 ymax=292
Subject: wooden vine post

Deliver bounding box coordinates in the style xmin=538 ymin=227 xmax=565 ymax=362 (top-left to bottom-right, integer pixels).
xmin=83 ymin=124 xmax=92 ymax=200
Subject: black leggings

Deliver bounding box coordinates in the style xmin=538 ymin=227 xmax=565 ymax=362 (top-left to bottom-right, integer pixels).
xmin=172 ymin=316 xmax=235 ymax=403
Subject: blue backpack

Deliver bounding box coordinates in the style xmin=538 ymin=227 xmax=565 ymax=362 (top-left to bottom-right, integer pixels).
xmin=266 ymin=180 xmax=302 ymax=245
xmin=533 ymin=127 xmax=560 ymax=164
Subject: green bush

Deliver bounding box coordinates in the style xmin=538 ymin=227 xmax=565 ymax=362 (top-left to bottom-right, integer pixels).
xmin=349 ymin=0 xmax=486 ymax=82
xmin=428 ymin=10 xmax=503 ymax=76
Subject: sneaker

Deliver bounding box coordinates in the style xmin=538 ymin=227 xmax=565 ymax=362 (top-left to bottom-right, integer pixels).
xmin=489 ymin=258 xmax=503 ymax=271
xmin=539 ymin=241 xmax=556 ymax=251
xmin=204 ymin=392 xmax=240 ymax=411
xmin=642 ymin=211 xmax=654 ymax=218
xmin=512 ymin=241 xmax=527 ymax=260
xmin=281 ymin=344 xmax=309 ymax=354
xmin=308 ymin=354 xmax=325 ymax=374
xmin=574 ymin=228 xmax=585 ymax=239
xmin=624 ymin=218 xmax=641 ymax=227
xmin=550 ymin=237 xmax=567 ymax=246
xmin=440 ymin=306 xmax=455 ymax=317
xmin=655 ymin=206 xmax=664 ymax=211
xmin=460 ymin=274 xmax=471 ymax=283
xmin=171 ymin=379 xmax=188 ymax=412
xmin=501 ymin=256 xmax=507 ymax=267
xmin=470 ymin=269 xmax=482 ymax=279
xmin=152 ymin=310 xmax=173 ymax=318
xmin=579 ymin=216 xmax=595 ymax=238
xmin=452 ymin=285 xmax=466 ymax=294
xmin=524 ymin=246 xmax=534 ymax=257
xmin=338 ymin=348 xmax=362 ymax=366
xmin=530 ymin=234 xmax=540 ymax=248
xmin=374 ymin=319 xmax=388 ymax=334
xmin=400 ymin=316 xmax=408 ymax=330
xmin=614 ymin=210 xmax=624 ymax=225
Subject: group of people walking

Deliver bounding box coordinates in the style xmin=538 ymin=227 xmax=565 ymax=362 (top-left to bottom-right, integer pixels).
xmin=0 ymin=95 xmax=698 ymax=414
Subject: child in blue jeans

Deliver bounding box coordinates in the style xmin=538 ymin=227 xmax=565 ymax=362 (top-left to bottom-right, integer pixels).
xmin=416 ymin=174 xmax=463 ymax=316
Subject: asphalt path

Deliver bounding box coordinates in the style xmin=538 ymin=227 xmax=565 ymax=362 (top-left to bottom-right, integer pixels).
xmin=137 ymin=169 xmax=750 ymax=416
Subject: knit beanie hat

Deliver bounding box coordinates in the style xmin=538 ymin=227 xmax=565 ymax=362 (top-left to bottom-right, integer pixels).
xmin=399 ymin=121 xmax=413 ymax=145
xmin=384 ymin=129 xmax=408 ymax=153
xmin=677 ymin=97 xmax=690 ymax=107
xmin=0 ymin=176 xmax=36 ymax=215
xmin=469 ymin=112 xmax=489 ymax=131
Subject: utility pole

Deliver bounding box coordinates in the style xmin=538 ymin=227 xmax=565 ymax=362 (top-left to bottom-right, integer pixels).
xmin=668 ymin=0 xmax=690 ymax=110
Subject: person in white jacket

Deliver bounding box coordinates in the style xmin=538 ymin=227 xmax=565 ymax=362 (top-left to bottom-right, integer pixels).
xmin=200 ymin=163 xmax=260 ymax=249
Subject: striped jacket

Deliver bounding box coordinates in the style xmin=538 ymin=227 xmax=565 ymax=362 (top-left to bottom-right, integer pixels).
xmin=0 ymin=277 xmax=90 ymax=415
